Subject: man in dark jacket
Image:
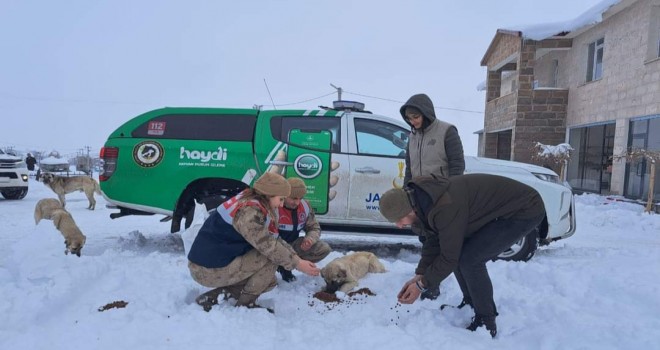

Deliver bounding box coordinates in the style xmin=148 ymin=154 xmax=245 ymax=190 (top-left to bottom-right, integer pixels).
xmin=379 ymin=174 xmax=545 ymax=337
xmin=25 ymin=153 xmax=37 ymax=171
xmin=400 ymin=93 xmax=465 ymax=300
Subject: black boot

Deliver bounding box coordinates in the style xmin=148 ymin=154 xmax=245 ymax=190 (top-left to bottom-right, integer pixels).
xmin=440 ymin=297 xmax=472 ymax=310
xmin=277 ymin=266 xmax=297 ymax=283
xmin=466 ymin=314 xmax=497 ymax=338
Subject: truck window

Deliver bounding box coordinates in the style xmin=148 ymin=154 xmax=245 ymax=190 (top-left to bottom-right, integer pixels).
xmin=354 ymin=118 xmax=408 ymax=157
xmin=270 ymin=117 xmax=341 ymax=152
xmin=132 ymin=114 xmax=256 ymax=141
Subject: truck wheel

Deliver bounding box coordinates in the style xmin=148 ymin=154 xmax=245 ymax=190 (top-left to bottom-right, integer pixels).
xmin=497 ymin=229 xmax=539 ymax=262
xmin=1 ymin=188 xmax=28 ymax=200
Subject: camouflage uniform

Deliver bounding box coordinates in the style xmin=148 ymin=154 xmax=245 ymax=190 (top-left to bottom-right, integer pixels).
xmin=278 ymin=200 xmax=331 ymax=263
xmin=189 ymin=205 xmax=299 ymax=306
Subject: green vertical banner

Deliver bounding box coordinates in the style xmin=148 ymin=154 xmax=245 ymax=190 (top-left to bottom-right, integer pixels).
xmin=286 ymin=129 xmax=331 ymax=214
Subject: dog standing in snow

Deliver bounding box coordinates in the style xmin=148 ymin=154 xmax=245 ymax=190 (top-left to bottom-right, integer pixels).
xmin=40 ymin=173 xmax=102 ymax=210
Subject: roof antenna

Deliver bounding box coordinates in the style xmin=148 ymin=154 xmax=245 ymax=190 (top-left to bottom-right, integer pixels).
xmin=330 ymin=83 xmax=342 ymax=101
xmin=263 ymin=78 xmax=276 ymax=110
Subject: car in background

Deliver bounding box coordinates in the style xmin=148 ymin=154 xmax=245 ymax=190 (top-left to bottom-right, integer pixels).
xmin=0 ymin=149 xmax=29 ymax=199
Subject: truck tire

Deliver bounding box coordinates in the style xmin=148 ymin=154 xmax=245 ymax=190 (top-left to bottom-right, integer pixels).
xmin=497 ymin=229 xmax=539 ymax=262
xmin=1 ymin=188 xmax=28 ymax=200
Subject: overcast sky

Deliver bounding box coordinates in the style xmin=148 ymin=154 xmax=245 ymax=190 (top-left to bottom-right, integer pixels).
xmin=0 ymin=0 xmax=603 ymax=158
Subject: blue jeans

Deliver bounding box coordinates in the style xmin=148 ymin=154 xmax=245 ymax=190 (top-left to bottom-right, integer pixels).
xmin=455 ymin=213 xmax=545 ymax=317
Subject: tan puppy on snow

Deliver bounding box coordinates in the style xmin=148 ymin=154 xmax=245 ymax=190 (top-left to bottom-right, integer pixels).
xmin=34 ymin=198 xmax=65 ymax=224
xmin=321 ymin=251 xmax=386 ymax=293
xmin=51 ymin=209 xmax=87 ymax=257
xmin=34 ymin=199 xmax=87 ymax=257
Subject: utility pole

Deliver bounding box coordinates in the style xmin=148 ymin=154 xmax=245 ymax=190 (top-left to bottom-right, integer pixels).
xmin=85 ymin=145 xmax=92 ymax=176
xmin=330 ymin=83 xmax=342 ymax=101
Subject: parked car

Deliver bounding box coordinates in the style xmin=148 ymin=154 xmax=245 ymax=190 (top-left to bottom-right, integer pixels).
xmin=100 ymin=102 xmax=576 ymax=261
xmin=0 ymin=149 xmax=29 ymax=199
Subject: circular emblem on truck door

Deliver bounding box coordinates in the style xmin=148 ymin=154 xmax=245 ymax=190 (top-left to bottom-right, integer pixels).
xmin=133 ymin=141 xmax=164 ymax=168
xmin=294 ymin=154 xmax=322 ymax=179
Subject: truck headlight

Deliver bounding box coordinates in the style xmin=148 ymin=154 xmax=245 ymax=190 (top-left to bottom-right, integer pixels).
xmin=532 ymin=172 xmax=560 ymax=184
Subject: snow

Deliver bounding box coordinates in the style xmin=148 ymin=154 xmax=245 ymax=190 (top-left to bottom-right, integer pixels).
xmin=40 ymin=156 xmax=69 ymax=165
xmin=535 ymin=142 xmax=574 ymax=158
xmin=1 ymin=178 xmax=660 ymax=349
xmin=506 ymin=0 xmax=621 ymax=40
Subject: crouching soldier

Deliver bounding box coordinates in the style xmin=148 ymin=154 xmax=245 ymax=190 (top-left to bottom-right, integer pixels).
xmin=276 ymin=177 xmax=332 ymax=282
xmin=379 ymin=174 xmax=545 ymax=337
xmin=188 ymin=173 xmax=320 ymax=312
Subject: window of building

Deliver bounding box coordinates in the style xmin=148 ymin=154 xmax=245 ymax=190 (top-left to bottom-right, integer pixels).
xmin=646 ymin=7 xmax=660 ymax=61
xmin=586 ymin=38 xmax=604 ymax=82
xmin=625 ymin=116 xmax=660 ymax=201
xmin=566 ymin=123 xmax=615 ymax=193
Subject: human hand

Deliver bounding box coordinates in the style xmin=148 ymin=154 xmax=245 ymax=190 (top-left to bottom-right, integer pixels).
xmin=300 ymin=237 xmax=313 ymax=251
xmin=296 ymin=259 xmax=320 ymax=276
xmin=397 ymin=275 xmax=423 ymax=304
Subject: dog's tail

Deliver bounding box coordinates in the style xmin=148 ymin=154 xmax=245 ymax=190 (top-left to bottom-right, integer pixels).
xmin=34 ymin=206 xmax=42 ymax=225
xmin=93 ymin=178 xmax=102 ymax=195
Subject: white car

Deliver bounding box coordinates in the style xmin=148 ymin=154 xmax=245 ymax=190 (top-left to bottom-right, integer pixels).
xmin=0 ymin=149 xmax=29 ymax=200
xmin=315 ymin=106 xmax=576 ymax=261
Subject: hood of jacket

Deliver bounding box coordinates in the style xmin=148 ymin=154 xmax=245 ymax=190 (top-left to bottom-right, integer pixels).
xmin=406 ymin=175 xmax=450 ymax=215
xmin=399 ymin=94 xmax=437 ymax=130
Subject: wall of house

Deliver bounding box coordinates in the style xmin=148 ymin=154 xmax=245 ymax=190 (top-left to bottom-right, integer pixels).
xmin=563 ymin=0 xmax=660 ymax=194
xmin=484 ymin=92 xmax=517 ymax=132
xmin=535 ymin=51 xmax=569 ymax=88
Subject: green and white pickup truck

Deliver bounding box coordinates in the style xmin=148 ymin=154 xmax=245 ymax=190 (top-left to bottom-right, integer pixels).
xmin=99 ymin=101 xmax=575 ymax=261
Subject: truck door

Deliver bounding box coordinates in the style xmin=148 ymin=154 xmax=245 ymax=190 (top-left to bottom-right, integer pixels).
xmin=346 ymin=117 xmax=409 ymax=223
xmin=285 ymin=129 xmax=332 ymax=214
xmin=254 ymin=112 xmax=344 ymax=217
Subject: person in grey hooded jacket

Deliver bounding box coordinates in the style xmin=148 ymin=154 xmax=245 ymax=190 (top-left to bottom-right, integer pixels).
xmin=400 ymin=93 xmax=465 ymax=184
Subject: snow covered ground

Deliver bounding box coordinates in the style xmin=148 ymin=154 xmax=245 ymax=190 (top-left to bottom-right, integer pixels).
xmin=1 ymin=178 xmax=659 ymax=349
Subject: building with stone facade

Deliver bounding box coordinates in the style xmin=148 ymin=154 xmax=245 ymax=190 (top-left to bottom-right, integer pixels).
xmin=478 ymin=0 xmax=660 ymax=201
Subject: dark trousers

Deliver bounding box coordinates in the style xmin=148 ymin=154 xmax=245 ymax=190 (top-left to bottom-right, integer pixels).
xmin=455 ymin=213 xmax=545 ymax=317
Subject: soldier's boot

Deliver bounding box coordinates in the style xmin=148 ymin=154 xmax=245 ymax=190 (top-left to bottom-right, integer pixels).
xmin=195 ymin=285 xmax=243 ymax=312
xmin=235 ymin=292 xmax=274 ymax=314
xmin=195 ymin=287 xmax=225 ymax=312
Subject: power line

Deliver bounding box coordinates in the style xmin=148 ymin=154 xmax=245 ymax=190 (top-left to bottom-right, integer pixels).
xmin=269 ymin=92 xmax=336 ymax=107
xmin=344 ymin=90 xmax=484 ymax=114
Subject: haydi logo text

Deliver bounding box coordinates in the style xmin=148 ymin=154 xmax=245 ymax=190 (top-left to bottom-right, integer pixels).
xmin=179 ymin=146 xmax=228 ymax=162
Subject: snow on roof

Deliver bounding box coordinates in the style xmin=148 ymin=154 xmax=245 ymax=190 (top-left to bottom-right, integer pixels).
xmin=505 ymin=0 xmax=621 ymax=40
xmin=40 ymin=156 xmax=69 ymax=165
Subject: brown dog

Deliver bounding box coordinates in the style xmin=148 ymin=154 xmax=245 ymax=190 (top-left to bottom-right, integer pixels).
xmin=34 ymin=199 xmax=87 ymax=257
xmin=41 ymin=173 xmax=101 ymax=210
xmin=321 ymin=252 xmax=386 ymax=293
xmin=50 ymin=209 xmax=87 ymax=257
xmin=34 ymin=198 xmax=65 ymax=224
